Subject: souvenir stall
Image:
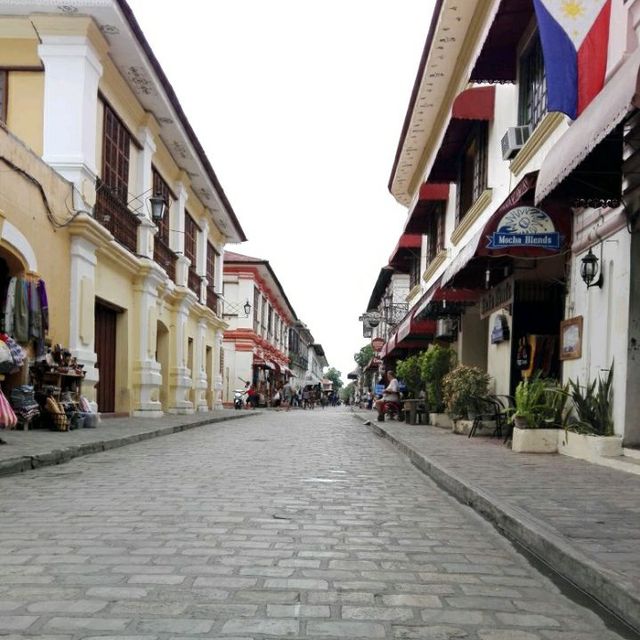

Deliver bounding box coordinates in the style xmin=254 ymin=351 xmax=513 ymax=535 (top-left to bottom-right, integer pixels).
xmin=0 ymin=261 xmax=96 ymax=432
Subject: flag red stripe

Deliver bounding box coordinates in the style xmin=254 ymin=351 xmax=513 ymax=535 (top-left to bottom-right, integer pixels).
xmin=576 ymin=0 xmax=611 ymax=115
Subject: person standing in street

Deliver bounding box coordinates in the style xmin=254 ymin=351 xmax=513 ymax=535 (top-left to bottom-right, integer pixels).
xmin=282 ymin=379 xmax=293 ymax=411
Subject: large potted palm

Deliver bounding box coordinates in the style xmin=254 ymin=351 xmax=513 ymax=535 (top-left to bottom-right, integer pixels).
xmin=441 ymin=364 xmax=490 ymax=434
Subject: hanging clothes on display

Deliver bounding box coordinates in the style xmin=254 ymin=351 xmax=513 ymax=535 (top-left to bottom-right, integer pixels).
xmin=1 ymin=276 xmax=49 ymax=348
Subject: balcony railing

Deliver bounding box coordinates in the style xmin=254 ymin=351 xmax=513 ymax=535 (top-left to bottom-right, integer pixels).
xmin=153 ymin=236 xmax=176 ymax=282
xmin=95 ymin=181 xmax=140 ymax=255
xmin=206 ymin=286 xmax=219 ymax=314
xmin=385 ymin=303 xmax=409 ymax=327
xmin=188 ymin=268 xmax=201 ymax=298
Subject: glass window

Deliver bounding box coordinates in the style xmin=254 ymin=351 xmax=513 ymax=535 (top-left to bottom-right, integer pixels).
xmin=206 ymin=241 xmax=218 ymax=286
xmin=102 ymin=104 xmax=130 ymax=202
xmin=456 ymin=123 xmax=488 ymax=223
xmin=184 ymin=212 xmax=198 ymax=265
xmin=152 ymin=168 xmax=173 ymax=243
xmin=519 ymin=33 xmax=547 ymax=129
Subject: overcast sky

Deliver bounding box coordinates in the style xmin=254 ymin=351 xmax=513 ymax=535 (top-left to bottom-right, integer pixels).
xmin=126 ymin=0 xmax=435 ymax=380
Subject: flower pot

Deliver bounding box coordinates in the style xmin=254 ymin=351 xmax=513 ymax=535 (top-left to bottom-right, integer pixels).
xmin=558 ymin=431 xmax=623 ymax=461
xmin=452 ymin=419 xmax=474 ymax=435
xmin=513 ymin=416 xmax=530 ymax=429
xmin=512 ymin=426 xmax=558 ymax=453
xmin=429 ymin=412 xmax=452 ymax=429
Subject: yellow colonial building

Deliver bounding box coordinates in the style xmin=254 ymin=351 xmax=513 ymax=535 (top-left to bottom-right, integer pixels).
xmin=0 ymin=0 xmax=246 ymax=416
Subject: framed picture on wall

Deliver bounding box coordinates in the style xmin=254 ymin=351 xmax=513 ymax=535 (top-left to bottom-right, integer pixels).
xmin=559 ymin=316 xmax=583 ymax=360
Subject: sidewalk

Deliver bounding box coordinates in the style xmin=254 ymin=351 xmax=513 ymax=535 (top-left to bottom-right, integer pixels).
xmin=352 ymin=408 xmax=640 ymax=635
xmin=0 ymin=409 xmax=255 ymax=477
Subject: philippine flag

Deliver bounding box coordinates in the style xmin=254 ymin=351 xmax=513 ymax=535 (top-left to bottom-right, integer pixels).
xmin=533 ymin=0 xmax=611 ymax=120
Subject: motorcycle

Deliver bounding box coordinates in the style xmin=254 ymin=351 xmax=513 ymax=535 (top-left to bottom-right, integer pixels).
xmin=233 ymin=389 xmax=248 ymax=410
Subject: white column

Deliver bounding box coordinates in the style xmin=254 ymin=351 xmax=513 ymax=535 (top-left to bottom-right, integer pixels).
xmin=214 ymin=329 xmax=224 ymax=410
xmin=38 ymin=35 xmax=103 ymax=210
xmin=132 ymin=270 xmax=163 ymax=417
xmin=167 ymin=298 xmax=194 ymax=414
xmin=134 ymin=128 xmax=157 ymax=258
xmin=69 ymin=235 xmax=99 ymax=408
xmin=194 ymin=319 xmax=209 ymax=411
xmin=171 ymin=181 xmax=188 ymax=255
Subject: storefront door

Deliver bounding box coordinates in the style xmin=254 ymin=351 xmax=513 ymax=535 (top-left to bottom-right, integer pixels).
xmin=95 ymin=301 xmax=118 ymax=413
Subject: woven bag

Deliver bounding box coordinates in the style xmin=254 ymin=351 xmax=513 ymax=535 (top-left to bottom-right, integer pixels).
xmin=0 ymin=388 xmax=17 ymax=429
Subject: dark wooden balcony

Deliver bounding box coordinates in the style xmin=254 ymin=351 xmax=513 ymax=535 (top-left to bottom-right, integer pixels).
xmin=206 ymin=286 xmax=219 ymax=314
xmin=188 ymin=268 xmax=201 ymax=298
xmin=94 ymin=182 xmax=140 ymax=255
xmin=153 ymin=237 xmax=176 ymax=282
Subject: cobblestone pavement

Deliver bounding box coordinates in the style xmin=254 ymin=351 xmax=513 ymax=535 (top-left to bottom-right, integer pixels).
xmin=0 ymin=408 xmax=633 ymax=639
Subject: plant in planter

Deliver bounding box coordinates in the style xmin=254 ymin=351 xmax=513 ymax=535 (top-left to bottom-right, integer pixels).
xmin=420 ymin=344 xmax=456 ymax=413
xmin=567 ymin=364 xmax=614 ymax=436
xmin=395 ymin=353 xmax=424 ymax=399
xmin=510 ymin=374 xmax=571 ymax=453
xmin=441 ymin=364 xmax=490 ymax=420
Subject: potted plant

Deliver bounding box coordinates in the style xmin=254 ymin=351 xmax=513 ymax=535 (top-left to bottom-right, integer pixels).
xmin=441 ymin=364 xmax=490 ymax=433
xmin=560 ymin=364 xmax=621 ymax=460
xmin=420 ymin=345 xmax=456 ymax=426
xmin=510 ymin=375 xmax=570 ymax=453
xmin=395 ymin=353 xmax=423 ymax=399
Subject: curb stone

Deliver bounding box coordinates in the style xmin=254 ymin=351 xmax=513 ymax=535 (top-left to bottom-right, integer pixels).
xmin=0 ymin=411 xmax=256 ymax=478
xmin=353 ymin=411 xmax=640 ymax=635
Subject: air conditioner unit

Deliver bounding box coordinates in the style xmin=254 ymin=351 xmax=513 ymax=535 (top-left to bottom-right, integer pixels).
xmin=501 ymin=125 xmax=531 ymax=160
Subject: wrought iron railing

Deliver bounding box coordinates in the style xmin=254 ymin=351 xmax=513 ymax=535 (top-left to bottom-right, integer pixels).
xmin=94 ymin=181 xmax=140 ymax=254
xmin=385 ymin=303 xmax=409 ymax=327
xmin=188 ymin=268 xmax=201 ymax=298
xmin=206 ymin=286 xmax=219 ymax=314
xmin=153 ymin=236 xmax=176 ymax=282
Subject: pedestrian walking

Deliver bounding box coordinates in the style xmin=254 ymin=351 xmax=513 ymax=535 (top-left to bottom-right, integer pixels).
xmin=282 ymin=379 xmax=293 ymax=411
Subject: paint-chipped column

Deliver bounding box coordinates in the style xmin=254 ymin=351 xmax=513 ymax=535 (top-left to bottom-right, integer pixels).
xmin=167 ymin=297 xmax=194 ymax=414
xmin=68 ymin=233 xmax=100 ymax=408
xmin=214 ymin=328 xmax=224 ymax=409
xmin=194 ymin=318 xmax=209 ymax=412
xmin=135 ymin=125 xmax=157 ymax=259
xmin=132 ymin=265 xmax=164 ymax=417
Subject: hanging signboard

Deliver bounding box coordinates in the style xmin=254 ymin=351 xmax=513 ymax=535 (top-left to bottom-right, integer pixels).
xmin=480 ymin=276 xmax=514 ymax=319
xmin=486 ymin=206 xmax=562 ymax=251
xmin=371 ymin=337 xmax=385 ymax=352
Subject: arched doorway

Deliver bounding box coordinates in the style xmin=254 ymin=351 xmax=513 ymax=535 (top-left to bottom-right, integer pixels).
xmin=156 ymin=320 xmax=170 ymax=411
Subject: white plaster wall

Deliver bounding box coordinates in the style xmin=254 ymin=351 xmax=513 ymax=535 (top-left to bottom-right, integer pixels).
xmin=563 ymin=227 xmax=630 ymax=437
xmin=486 ymin=309 xmax=513 ymax=396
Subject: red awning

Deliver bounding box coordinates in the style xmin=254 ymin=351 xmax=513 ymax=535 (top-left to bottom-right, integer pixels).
xmin=403 ymin=183 xmax=449 ymax=235
xmin=429 ymin=87 xmax=496 ymax=183
xmin=388 ymin=234 xmax=422 ymax=271
xmin=470 ymin=0 xmax=533 ymax=84
xmin=396 ymin=307 xmax=437 ymax=343
xmin=414 ymin=279 xmax=479 ymax=319
xmin=452 ymin=86 xmax=496 ymax=120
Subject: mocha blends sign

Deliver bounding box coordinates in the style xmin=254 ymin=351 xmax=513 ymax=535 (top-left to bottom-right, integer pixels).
xmin=487 ymin=206 xmax=562 ymax=251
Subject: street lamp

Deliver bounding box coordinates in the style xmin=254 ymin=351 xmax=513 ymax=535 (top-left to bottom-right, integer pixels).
xmin=580 ymin=247 xmax=603 ymax=289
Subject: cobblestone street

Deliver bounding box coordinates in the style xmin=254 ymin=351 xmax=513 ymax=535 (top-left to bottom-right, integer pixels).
xmin=0 ymin=408 xmax=634 ymax=639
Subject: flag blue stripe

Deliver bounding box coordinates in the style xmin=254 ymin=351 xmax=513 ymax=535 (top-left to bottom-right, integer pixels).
xmin=533 ymin=0 xmax=578 ymax=119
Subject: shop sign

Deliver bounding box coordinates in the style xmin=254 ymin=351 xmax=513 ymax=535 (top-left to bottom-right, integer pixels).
xmin=486 ymin=206 xmax=561 ymax=251
xmin=371 ymin=337 xmax=385 ymax=352
xmin=490 ymin=314 xmax=510 ymax=344
xmin=480 ymin=277 xmax=514 ymax=319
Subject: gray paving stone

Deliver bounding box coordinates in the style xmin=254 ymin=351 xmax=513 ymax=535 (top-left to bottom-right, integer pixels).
xmin=0 ymin=616 xmax=38 ymax=631
xmin=43 ymin=617 xmax=130 ymax=632
xmin=307 ymin=620 xmax=386 ymax=638
xmin=342 ymin=605 xmax=415 ymax=621
xmin=221 ymin=617 xmax=299 ymax=635
xmin=267 ymin=604 xmax=331 ymax=617
xmin=382 ymin=594 xmax=442 ymax=607
xmin=136 ymin=618 xmax=214 ymax=634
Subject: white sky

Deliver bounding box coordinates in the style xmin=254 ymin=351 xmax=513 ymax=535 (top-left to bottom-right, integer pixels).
xmin=126 ymin=0 xmax=435 ymax=380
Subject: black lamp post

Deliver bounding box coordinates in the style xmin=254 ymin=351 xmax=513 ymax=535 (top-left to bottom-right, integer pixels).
xmin=580 ymin=247 xmax=603 ymax=288
xmin=243 ymin=300 xmax=252 ymax=316
xmin=149 ymin=193 xmax=167 ymax=222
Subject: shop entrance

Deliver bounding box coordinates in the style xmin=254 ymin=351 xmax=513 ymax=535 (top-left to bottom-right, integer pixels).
xmin=95 ymin=300 xmax=118 ymax=413
xmin=510 ymin=280 xmax=565 ymax=393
